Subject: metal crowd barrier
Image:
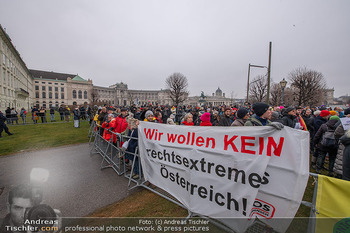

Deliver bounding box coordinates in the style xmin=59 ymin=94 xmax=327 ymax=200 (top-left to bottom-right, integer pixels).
xmin=89 ymin=122 xmax=319 ymax=233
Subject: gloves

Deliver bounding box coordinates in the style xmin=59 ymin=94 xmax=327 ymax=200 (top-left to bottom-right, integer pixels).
xmin=269 ymin=122 xmax=284 ymax=130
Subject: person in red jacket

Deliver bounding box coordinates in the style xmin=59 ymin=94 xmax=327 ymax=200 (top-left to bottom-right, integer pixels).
xmin=181 ymin=113 xmax=194 ymax=126
xmin=101 ymin=114 xmax=116 ymax=141
xmin=108 ymin=108 xmax=129 ymax=144
xmin=200 ymin=112 xmax=212 ymax=126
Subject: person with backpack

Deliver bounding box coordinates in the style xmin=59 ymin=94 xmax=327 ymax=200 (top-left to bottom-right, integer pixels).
xmin=313 ymin=115 xmax=340 ymax=176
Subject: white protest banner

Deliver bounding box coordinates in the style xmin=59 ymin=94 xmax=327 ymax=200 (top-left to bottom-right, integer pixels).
xmin=340 ymin=117 xmax=350 ymax=131
xmin=138 ymin=122 xmax=309 ymax=233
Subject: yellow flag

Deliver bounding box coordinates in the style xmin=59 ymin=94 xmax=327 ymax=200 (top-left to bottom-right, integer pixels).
xmin=315 ymin=175 xmax=350 ymax=233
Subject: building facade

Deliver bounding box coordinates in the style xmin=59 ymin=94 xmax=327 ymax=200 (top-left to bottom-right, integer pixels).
xmin=185 ymin=87 xmax=234 ymax=106
xmin=30 ymin=69 xmax=93 ymax=108
xmin=93 ymin=82 xmax=172 ymax=106
xmin=0 ymin=25 xmax=33 ymax=112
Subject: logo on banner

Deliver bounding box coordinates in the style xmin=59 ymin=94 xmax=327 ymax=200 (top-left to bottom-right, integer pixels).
xmin=249 ymin=199 xmax=275 ymax=219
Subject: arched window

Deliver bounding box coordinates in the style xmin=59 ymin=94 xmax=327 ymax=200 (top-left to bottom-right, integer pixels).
xmin=84 ymin=91 xmax=87 ymax=99
xmin=78 ymin=90 xmax=82 ymax=99
xmin=72 ymin=90 xmax=77 ymax=98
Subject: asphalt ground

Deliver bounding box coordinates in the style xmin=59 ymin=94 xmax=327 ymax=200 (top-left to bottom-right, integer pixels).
xmin=0 ymin=143 xmax=136 ymax=218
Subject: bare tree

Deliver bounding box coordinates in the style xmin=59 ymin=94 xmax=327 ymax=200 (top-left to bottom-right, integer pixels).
xmin=288 ymin=67 xmax=326 ymax=106
xmin=270 ymin=83 xmax=281 ymax=106
xmin=249 ymin=75 xmax=268 ymax=103
xmin=165 ymin=73 xmax=189 ymax=106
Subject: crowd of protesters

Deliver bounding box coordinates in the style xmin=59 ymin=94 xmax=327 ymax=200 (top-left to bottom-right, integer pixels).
xmin=90 ymin=102 xmax=350 ymax=182
xmin=0 ymin=105 xmax=94 ymax=125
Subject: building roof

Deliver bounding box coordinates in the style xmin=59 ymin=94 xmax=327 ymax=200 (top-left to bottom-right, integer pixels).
xmin=29 ymin=69 xmax=76 ymax=81
xmin=72 ymin=75 xmax=87 ymax=82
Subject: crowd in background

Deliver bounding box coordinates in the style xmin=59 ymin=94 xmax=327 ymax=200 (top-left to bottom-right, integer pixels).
xmin=90 ymin=102 xmax=350 ymax=181
xmin=1 ymin=101 xmax=349 ymax=181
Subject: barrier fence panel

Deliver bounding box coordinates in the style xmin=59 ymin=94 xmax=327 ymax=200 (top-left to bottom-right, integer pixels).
xmin=89 ymin=122 xmax=350 ymax=233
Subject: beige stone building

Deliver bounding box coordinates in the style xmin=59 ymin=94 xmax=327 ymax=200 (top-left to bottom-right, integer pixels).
xmin=29 ymin=69 xmax=93 ymax=108
xmin=93 ymin=82 xmax=172 ymax=106
xmin=185 ymin=87 xmax=234 ymax=106
xmin=0 ymin=25 xmax=33 ymax=112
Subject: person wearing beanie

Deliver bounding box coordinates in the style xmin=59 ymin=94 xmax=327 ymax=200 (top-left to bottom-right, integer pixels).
xmin=281 ymin=106 xmax=298 ymax=128
xmin=270 ymin=111 xmax=281 ymax=122
xmin=200 ymin=112 xmax=212 ymax=126
xmin=313 ymin=113 xmax=340 ymax=176
xmin=232 ymin=108 xmax=249 ymax=126
xmin=329 ymin=110 xmax=338 ymax=116
xmin=244 ymin=102 xmax=284 ymax=129
xmin=144 ymin=110 xmax=159 ymax=123
xmin=320 ymin=110 xmax=330 ymax=118
xmin=329 ymin=115 xmax=340 ymax=121
xmin=218 ymin=107 xmax=232 ymax=126
xmin=167 ymin=113 xmax=176 ymax=125
xmin=311 ymin=109 xmax=331 ymax=170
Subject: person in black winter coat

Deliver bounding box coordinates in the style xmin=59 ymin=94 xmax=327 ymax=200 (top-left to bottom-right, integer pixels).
xmin=313 ymin=116 xmax=339 ymax=176
xmin=218 ymin=107 xmax=232 ymax=126
xmin=0 ymin=111 xmax=13 ymax=137
xmin=340 ymin=129 xmax=350 ymax=181
xmin=281 ymin=106 xmax=298 ymax=128
xmin=311 ymin=110 xmax=330 ymax=169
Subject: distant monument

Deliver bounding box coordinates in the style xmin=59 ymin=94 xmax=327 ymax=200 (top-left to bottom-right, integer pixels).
xmin=199 ymin=91 xmax=206 ymax=104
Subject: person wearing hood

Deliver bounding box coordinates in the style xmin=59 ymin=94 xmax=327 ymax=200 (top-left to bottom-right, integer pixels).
xmin=232 ymin=108 xmax=249 ymax=126
xmin=340 ymin=129 xmax=350 ymax=181
xmin=199 ymin=112 xmax=212 ymax=126
xmin=313 ymin=115 xmax=340 ymax=175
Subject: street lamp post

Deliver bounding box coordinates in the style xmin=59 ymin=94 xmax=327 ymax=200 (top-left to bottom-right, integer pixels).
xmin=279 ymin=78 xmax=287 ymax=106
xmin=246 ymin=63 xmax=267 ymax=103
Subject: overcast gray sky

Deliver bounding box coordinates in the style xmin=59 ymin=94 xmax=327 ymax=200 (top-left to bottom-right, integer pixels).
xmin=1 ymin=0 xmax=349 ymax=98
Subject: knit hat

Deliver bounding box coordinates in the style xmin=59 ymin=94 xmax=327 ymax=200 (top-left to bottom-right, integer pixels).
xmin=200 ymin=112 xmax=211 ymax=122
xmin=237 ymin=108 xmax=249 ymax=119
xmin=344 ymin=108 xmax=350 ymax=116
xmin=285 ymin=106 xmax=296 ymax=113
xmin=320 ymin=110 xmax=330 ymax=117
xmin=329 ymin=115 xmax=340 ymax=121
xmin=169 ymin=113 xmax=175 ymax=119
xmin=121 ymin=107 xmax=128 ymax=112
xmin=329 ymin=110 xmax=337 ymax=116
xmin=145 ymin=110 xmax=154 ymax=118
xmin=252 ymin=102 xmax=270 ymax=117
xmin=314 ymin=110 xmax=321 ymax=116
xmin=224 ymin=107 xmax=231 ymax=112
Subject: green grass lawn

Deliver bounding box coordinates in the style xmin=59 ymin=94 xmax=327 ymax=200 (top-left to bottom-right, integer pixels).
xmin=0 ymin=120 xmax=90 ymax=156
